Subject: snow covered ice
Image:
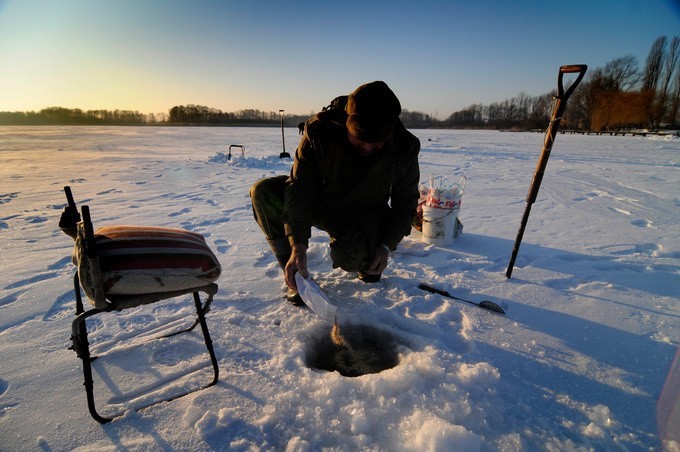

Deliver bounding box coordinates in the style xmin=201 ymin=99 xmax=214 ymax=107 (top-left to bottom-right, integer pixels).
xmin=0 ymin=126 xmax=678 ymax=450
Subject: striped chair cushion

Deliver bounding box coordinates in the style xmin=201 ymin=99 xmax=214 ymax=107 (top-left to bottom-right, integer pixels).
xmin=87 ymin=225 xmax=221 ymax=295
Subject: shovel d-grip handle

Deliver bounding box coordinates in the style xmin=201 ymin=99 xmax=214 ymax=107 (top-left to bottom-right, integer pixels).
xmin=558 ymin=64 xmax=588 ymax=102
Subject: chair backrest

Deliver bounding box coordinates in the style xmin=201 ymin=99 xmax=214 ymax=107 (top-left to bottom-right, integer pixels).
xmin=58 ymin=186 xmax=81 ymax=239
xmin=75 ymin=206 xmax=109 ymax=309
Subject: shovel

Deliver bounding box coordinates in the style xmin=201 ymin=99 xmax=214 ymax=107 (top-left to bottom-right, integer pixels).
xmin=506 ymin=64 xmax=587 ymax=278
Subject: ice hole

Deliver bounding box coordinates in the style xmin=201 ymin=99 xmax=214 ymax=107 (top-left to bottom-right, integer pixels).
xmin=305 ymin=323 xmax=401 ymax=377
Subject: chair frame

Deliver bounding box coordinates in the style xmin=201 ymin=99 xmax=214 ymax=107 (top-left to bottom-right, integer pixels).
xmin=63 ymin=188 xmax=219 ymax=423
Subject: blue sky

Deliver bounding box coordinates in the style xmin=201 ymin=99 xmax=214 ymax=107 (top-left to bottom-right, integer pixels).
xmin=1 ymin=0 xmax=679 ymax=118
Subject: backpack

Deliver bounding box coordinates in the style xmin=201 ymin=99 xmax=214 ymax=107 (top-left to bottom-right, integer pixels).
xmin=322 ymin=95 xmax=349 ymax=112
xmin=301 ymin=95 xmax=349 ymax=133
xmin=314 ymin=95 xmax=350 ymax=125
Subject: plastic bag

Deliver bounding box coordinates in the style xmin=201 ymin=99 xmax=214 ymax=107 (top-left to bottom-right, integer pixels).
xmin=414 ymin=174 xmax=466 ymax=232
xmin=295 ymin=273 xmax=337 ymax=323
xmin=424 ymin=174 xmax=466 ymax=209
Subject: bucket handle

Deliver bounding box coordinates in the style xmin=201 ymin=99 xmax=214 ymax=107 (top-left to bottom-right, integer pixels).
xmin=458 ymin=175 xmax=467 ymax=193
xmin=422 ymin=208 xmax=456 ymax=223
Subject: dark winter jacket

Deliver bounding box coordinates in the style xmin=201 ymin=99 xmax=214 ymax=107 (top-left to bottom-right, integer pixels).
xmin=283 ymin=108 xmax=420 ymax=250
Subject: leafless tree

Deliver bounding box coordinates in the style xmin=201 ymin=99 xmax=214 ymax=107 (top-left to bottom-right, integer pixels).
xmin=660 ymin=37 xmax=680 ymax=125
xmin=643 ymin=36 xmax=667 ymax=92
xmin=602 ymin=56 xmax=640 ymax=92
xmin=670 ymin=60 xmax=680 ymax=126
xmin=642 ymin=36 xmax=679 ymax=128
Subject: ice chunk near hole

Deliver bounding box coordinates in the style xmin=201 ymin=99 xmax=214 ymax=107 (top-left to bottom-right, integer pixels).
xmin=400 ymin=411 xmax=482 ymax=451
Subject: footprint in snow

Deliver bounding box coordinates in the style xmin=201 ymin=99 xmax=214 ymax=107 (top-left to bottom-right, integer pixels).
xmin=0 ymin=378 xmax=16 ymax=417
xmin=213 ymin=239 xmax=232 ymax=254
xmin=254 ymin=253 xmax=276 ymax=269
xmin=169 ymin=207 xmax=191 ymax=217
xmin=0 ymin=290 xmax=27 ymax=308
xmin=573 ymin=191 xmax=601 ymax=202
xmin=153 ymin=348 xmax=184 ymax=367
xmin=96 ymin=188 xmax=119 ymax=195
xmin=26 ymin=215 xmax=48 ymax=224
xmin=0 ymin=192 xmax=19 ymax=205
xmin=47 ymin=256 xmax=73 ymax=270
xmin=43 ymin=291 xmax=75 ymax=321
xmin=631 ymin=218 xmax=653 ymax=228
xmin=5 ymin=272 xmax=58 ymax=290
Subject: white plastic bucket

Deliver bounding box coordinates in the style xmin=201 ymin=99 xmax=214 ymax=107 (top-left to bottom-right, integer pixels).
xmin=422 ymin=205 xmax=459 ymax=246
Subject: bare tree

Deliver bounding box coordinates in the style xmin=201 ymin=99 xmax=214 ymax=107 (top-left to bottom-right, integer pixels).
xmin=643 ymin=36 xmax=667 ymax=92
xmin=661 ymin=38 xmax=679 ymax=97
xmin=670 ymin=60 xmax=680 ymax=126
xmin=660 ymin=37 xmax=680 ymax=124
xmin=642 ymin=36 xmax=673 ymax=128
xmin=602 ymin=56 xmax=640 ymax=91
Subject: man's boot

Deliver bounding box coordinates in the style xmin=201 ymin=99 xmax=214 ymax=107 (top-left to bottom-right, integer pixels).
xmin=357 ymin=271 xmax=381 ymax=283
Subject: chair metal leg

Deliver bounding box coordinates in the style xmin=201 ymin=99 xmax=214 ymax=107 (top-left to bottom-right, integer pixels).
xmin=71 ymin=308 xmax=114 ymax=424
xmin=73 ymin=272 xmax=84 ymax=315
xmin=70 ymin=272 xmax=113 ymax=423
xmin=163 ymin=291 xmax=214 ymax=337
xmin=193 ymin=291 xmax=220 ymax=386
xmin=70 ymin=275 xmax=220 ymax=423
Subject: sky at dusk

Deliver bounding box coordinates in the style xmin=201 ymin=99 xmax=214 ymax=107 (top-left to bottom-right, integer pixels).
xmin=1 ymin=0 xmax=679 ymax=119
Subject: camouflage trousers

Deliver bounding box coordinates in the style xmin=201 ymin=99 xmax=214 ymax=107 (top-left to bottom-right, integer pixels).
xmin=249 ymin=175 xmax=375 ymax=272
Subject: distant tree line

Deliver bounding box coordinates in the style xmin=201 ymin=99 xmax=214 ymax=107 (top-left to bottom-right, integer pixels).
xmin=0 ymin=103 xmax=438 ymax=128
xmin=445 ymin=35 xmax=680 ymax=131
xmin=0 ymin=104 xmax=311 ymax=127
xmin=3 ymin=36 xmax=677 ymax=131
xmin=442 ymin=92 xmax=553 ymax=130
xmin=0 ymin=107 xmax=149 ymax=125
xmin=167 ymin=105 xmax=287 ymax=125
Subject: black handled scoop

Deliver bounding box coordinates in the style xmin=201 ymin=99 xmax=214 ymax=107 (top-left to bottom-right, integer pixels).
xmin=419 ymin=283 xmax=505 ymax=314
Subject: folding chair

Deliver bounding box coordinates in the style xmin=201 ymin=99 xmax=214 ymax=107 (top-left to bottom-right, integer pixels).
xmin=59 ymin=187 xmax=221 ymax=423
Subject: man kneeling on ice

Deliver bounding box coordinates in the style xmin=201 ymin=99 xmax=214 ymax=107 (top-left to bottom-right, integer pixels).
xmin=250 ymin=81 xmax=420 ymax=305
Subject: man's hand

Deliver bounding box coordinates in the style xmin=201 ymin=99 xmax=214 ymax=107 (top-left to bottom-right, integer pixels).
xmin=285 ymin=243 xmax=309 ymax=290
xmin=364 ymin=244 xmax=389 ymax=275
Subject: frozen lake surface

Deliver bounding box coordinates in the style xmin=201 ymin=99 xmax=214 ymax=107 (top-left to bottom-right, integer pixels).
xmin=0 ymin=126 xmax=678 ymax=450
